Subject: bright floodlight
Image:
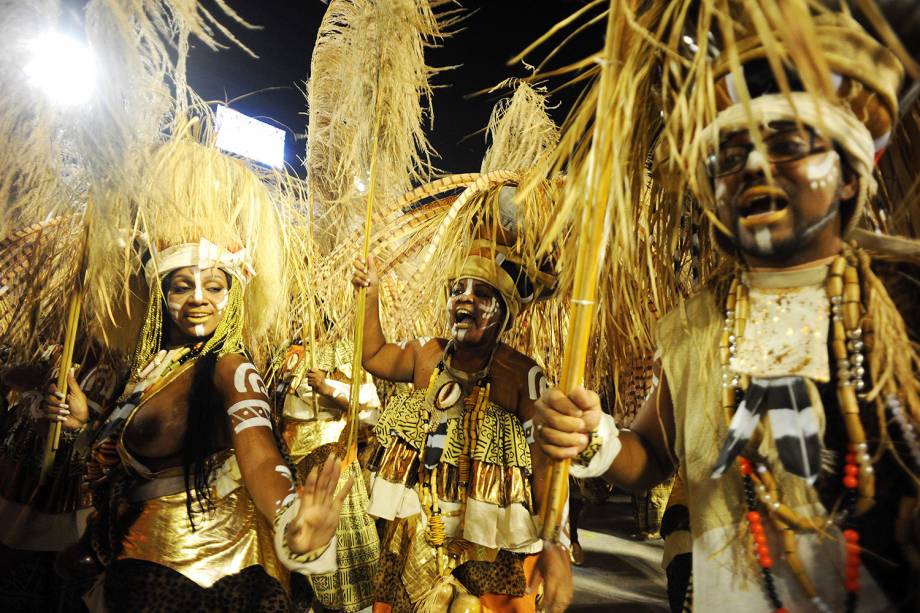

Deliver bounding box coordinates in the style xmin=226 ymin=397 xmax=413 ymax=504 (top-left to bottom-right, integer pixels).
xmin=23 ymin=32 xmax=97 ymax=106
xmin=215 ymin=105 xmax=286 ymax=169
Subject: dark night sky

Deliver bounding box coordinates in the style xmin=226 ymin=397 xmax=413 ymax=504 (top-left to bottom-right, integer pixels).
xmin=187 ymin=1 xmax=599 ymax=174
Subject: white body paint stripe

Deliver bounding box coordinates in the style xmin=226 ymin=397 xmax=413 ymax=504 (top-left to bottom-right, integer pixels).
xmin=233 ymin=362 xmax=266 ymax=395
xmin=522 ymin=419 xmax=535 ymax=444
xmin=527 ymin=366 xmax=547 ymax=401
xmin=234 ymin=417 xmax=274 ymax=434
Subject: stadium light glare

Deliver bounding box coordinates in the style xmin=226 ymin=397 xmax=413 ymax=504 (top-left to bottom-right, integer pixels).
xmin=215 ymin=105 xmax=286 ymax=169
xmin=23 ymin=32 xmax=97 ymax=107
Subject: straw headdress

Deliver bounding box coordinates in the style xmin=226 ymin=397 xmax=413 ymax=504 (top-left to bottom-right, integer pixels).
xmin=0 ymin=0 xmax=258 ymax=363
xmin=515 ymin=0 xmax=920 ymax=427
xmin=295 ymin=0 xmax=456 ymax=348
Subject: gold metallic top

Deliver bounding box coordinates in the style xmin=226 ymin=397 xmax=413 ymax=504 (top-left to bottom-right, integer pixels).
xmin=118 ymin=481 xmax=288 ymax=589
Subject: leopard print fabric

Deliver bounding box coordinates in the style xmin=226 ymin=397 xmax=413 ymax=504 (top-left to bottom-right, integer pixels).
xmin=373 ymin=546 xmax=528 ymax=610
xmin=104 ymin=558 xmax=310 ymax=612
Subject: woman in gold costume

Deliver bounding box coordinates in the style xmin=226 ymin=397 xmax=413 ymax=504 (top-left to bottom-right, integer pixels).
xmin=45 ymin=140 xmax=351 ymax=611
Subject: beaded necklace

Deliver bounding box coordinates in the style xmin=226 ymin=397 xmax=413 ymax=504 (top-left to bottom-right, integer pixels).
xmin=418 ymin=353 xmax=491 ymax=578
xmin=721 ymin=249 xmax=872 ymax=613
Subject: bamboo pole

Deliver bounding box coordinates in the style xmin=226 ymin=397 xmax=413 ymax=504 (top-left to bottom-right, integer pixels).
xmin=345 ymin=35 xmax=386 ymax=459
xmin=304 ymin=186 xmax=319 ymax=414
xmin=539 ymin=1 xmax=619 ymax=543
xmin=39 ymin=222 xmax=90 ymax=485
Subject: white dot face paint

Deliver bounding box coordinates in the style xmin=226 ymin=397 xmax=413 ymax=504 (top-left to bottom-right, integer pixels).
xmin=715 ymin=181 xmax=728 ymax=209
xmin=754 ymin=226 xmax=774 ymax=255
xmin=805 ymin=150 xmax=839 ymax=191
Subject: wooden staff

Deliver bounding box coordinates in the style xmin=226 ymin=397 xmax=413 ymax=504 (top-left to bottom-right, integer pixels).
xmin=39 ymin=223 xmax=90 ymax=484
xmin=345 ymin=46 xmax=386 ymax=459
xmin=539 ymin=3 xmax=619 ymax=543
xmin=302 ymin=186 xmax=319 ymax=414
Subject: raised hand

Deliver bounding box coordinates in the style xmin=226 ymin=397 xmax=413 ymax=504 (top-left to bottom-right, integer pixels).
xmin=305 ymin=368 xmax=333 ymax=397
xmin=285 ymin=454 xmax=353 ymax=555
xmin=351 ymin=255 xmax=379 ymax=295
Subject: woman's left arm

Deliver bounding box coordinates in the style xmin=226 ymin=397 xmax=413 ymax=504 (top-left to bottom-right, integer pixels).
xmin=215 ymin=354 xmax=351 ymax=568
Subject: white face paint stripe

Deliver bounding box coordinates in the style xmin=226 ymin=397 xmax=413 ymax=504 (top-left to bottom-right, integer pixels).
xmin=194 ymin=324 xmax=206 ymax=337
xmin=754 ymin=226 xmax=773 ymax=254
xmin=193 ymin=268 xmax=204 ymax=302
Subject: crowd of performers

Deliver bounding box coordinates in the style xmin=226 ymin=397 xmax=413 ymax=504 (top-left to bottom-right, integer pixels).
xmin=2 ymin=1 xmax=920 ymax=612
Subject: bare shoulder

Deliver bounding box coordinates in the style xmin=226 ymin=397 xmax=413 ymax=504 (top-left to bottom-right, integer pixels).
xmin=213 ymin=353 xmax=267 ymax=395
xmin=413 ymin=338 xmax=448 ymax=381
xmin=415 ymin=337 xmax=446 ymax=356
xmin=493 ymin=345 xmax=545 ymax=394
xmin=493 ymin=344 xmax=540 ymax=378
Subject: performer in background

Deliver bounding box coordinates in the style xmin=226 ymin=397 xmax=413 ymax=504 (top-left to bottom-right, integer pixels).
xmin=355 ymin=179 xmax=573 ymax=613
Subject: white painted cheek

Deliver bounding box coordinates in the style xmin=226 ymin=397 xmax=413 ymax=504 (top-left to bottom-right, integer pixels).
xmin=215 ymin=292 xmax=229 ymax=314
xmin=805 ymin=150 xmax=839 ymax=191
xmin=481 ymin=297 xmax=500 ymax=330
xmin=167 ymin=301 xmax=182 ymax=322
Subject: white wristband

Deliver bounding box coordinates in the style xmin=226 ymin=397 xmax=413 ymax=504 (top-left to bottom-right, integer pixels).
xmin=569 ymin=412 xmax=621 ymax=479
xmin=273 ymin=498 xmax=338 ymax=574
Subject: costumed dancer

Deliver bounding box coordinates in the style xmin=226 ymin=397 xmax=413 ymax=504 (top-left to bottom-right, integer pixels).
xmin=0 ymin=1 xmax=262 ymax=609
xmin=344 ymin=82 xmax=572 ymax=613
xmin=278 ymin=335 xmax=381 ymax=467
xmin=288 ymin=0 xmax=456 ymax=608
xmin=274 ymin=334 xmax=382 ymax=611
xmin=47 ymin=137 xmax=350 ymax=611
xmin=353 ymin=185 xmax=570 ymax=613
xmin=534 ymin=4 xmax=920 ymax=611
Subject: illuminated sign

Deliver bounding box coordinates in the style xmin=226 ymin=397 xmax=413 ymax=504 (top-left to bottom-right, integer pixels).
xmin=215 ymin=105 xmax=285 ymax=168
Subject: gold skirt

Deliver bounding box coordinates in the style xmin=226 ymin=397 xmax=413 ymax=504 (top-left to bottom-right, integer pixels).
xmin=118 ymin=485 xmax=288 ymax=589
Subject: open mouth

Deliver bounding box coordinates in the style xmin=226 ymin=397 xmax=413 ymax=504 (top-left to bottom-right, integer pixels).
xmin=185 ymin=312 xmax=211 ymax=323
xmin=453 ymin=306 xmax=476 ymax=329
xmin=737 ymin=186 xmax=789 ymax=227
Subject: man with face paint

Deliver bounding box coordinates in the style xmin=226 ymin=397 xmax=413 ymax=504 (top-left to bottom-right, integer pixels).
xmin=351 ymin=180 xmax=573 ymax=613
xmin=533 ymin=11 xmax=920 ymax=613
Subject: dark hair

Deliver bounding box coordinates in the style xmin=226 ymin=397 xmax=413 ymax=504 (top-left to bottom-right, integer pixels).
xmin=182 ymin=350 xmax=223 ymax=527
